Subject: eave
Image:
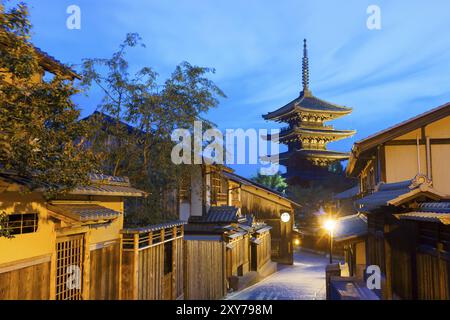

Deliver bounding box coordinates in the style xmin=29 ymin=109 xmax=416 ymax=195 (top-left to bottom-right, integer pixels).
xmin=347 ymin=102 xmax=450 ymax=177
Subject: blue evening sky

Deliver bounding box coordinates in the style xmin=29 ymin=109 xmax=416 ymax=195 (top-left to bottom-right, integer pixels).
xmin=22 ymin=0 xmax=450 ymax=178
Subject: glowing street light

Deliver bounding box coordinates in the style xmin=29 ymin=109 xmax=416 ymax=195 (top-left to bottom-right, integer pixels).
xmin=323 ymin=218 xmax=337 ymax=264
xmin=323 ymin=219 xmax=336 ymax=233
xmin=280 ymin=212 xmax=291 ymax=223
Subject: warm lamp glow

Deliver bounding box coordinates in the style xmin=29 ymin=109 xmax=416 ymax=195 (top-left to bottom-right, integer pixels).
xmin=294 ymin=239 xmax=300 ymax=246
xmin=280 ymin=212 xmax=291 ymax=223
xmin=323 ymin=219 xmax=337 ymax=232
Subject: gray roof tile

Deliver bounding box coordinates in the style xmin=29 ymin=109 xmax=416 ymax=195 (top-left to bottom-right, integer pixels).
xmin=334 ymin=214 xmax=367 ymax=242
xmin=48 ymin=203 xmax=121 ymax=222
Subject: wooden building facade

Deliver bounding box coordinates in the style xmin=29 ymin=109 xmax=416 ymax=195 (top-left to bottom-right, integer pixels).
xmin=0 ymin=172 xmax=146 ymax=300
xmin=184 ymin=206 xmax=274 ymax=299
xmin=179 ymin=164 xmax=297 ymax=265
xmin=343 ymin=102 xmax=450 ymax=300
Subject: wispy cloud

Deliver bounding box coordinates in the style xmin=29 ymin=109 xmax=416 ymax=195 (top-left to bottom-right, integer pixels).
xmin=28 ymin=0 xmax=450 ymax=177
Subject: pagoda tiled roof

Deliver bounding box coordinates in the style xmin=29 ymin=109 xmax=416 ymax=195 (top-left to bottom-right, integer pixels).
xmin=278 ymin=149 xmax=350 ymax=162
xmin=263 ymin=92 xmax=352 ymax=122
xmin=279 ymin=126 xmax=356 ymax=141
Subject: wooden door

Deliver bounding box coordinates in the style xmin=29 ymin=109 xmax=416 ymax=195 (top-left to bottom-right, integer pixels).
xmin=163 ymin=273 xmax=172 ymax=300
xmin=55 ymin=234 xmax=84 ymax=300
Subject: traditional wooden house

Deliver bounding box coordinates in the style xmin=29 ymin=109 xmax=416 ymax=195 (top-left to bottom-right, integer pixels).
xmin=184 ymin=205 xmax=273 ymax=299
xmin=0 ymin=172 xmax=146 ymax=300
xmin=340 ymin=102 xmax=450 ymax=300
xmin=179 ymin=164 xmax=298 ymax=264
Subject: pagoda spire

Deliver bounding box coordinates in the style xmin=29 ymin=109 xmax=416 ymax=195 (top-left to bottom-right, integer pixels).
xmin=302 ymin=39 xmax=311 ymax=97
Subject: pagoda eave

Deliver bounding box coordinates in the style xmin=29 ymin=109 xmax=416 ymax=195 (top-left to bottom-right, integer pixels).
xmin=281 ymin=149 xmax=348 ymax=160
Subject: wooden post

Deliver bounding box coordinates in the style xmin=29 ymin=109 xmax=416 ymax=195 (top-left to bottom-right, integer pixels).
xmin=82 ymin=231 xmax=91 ymax=300
xmin=160 ymin=229 xmax=165 ymax=300
xmin=172 ymin=227 xmax=177 ymax=299
xmin=437 ymin=242 xmax=447 ymax=299
xmin=118 ymin=233 xmax=123 ymax=300
xmin=133 ymin=233 xmax=139 ymax=300
xmin=383 ymin=224 xmax=393 ymax=300
xmin=49 ymin=250 xmax=57 ymax=300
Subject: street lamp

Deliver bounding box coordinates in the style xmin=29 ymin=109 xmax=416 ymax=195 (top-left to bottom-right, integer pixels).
xmin=323 ymin=218 xmax=336 ymax=264
xmin=280 ymin=212 xmax=291 ymax=223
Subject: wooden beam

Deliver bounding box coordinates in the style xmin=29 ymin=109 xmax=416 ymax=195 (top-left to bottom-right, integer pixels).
xmin=380 ymin=144 xmax=386 ymax=182
xmin=82 ymin=232 xmax=91 ymax=300
xmin=385 ymin=138 xmax=450 ymax=146
xmin=0 ymin=254 xmax=51 ymax=274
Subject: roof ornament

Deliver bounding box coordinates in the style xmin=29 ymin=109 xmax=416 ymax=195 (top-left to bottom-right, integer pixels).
xmin=409 ymin=173 xmax=433 ymax=190
xmin=302 ymin=39 xmax=312 ymax=97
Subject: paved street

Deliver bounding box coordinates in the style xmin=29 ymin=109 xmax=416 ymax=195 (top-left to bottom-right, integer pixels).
xmin=227 ymin=249 xmax=329 ymax=300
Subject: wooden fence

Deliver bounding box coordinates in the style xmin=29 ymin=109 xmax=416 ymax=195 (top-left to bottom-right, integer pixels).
xmin=89 ymin=240 xmax=122 ymax=300
xmin=121 ymin=222 xmax=185 ymax=300
xmin=0 ymin=255 xmax=51 ymax=300
xmin=226 ymin=234 xmax=250 ymax=278
xmin=251 ymin=228 xmax=271 ymax=272
xmin=184 ymin=237 xmax=227 ymax=300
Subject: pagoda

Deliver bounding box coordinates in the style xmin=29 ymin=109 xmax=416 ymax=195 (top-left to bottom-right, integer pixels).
xmin=263 ymin=39 xmax=355 ymax=187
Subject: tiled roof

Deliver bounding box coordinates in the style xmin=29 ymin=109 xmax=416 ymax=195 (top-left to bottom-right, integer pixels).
xmin=417 ymin=202 xmax=450 ymax=213
xmin=280 ymin=127 xmax=356 ymax=139
xmin=263 ymin=94 xmax=352 ymax=121
xmin=47 ymin=203 xmax=121 ymax=222
xmin=33 ymin=46 xmax=80 ymax=80
xmin=0 ymin=33 xmax=80 ymax=80
xmin=255 ymin=226 xmax=272 ymax=234
xmin=355 ymin=177 xmax=445 ymax=213
xmin=121 ymin=221 xmax=186 ymax=234
xmin=70 ymin=174 xmax=146 ymax=197
xmin=333 ymin=185 xmax=360 ymax=200
xmin=203 ymin=206 xmax=246 ymax=223
xmin=88 ymin=173 xmax=131 ymax=186
xmin=355 ymin=180 xmax=412 ymax=213
xmin=0 ymin=171 xmax=147 ymax=197
xmin=396 ymin=202 xmax=450 ymax=225
xmin=334 ymin=214 xmax=367 ymax=242
xmin=278 ymin=149 xmax=350 ymax=162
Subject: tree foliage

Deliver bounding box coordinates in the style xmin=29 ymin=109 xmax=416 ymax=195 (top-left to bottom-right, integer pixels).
xmin=81 ymin=33 xmax=225 ymax=225
xmin=251 ymin=172 xmax=288 ymax=193
xmin=0 ymin=2 xmax=98 ymax=194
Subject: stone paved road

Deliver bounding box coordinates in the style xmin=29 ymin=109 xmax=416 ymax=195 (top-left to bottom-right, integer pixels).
xmin=227 ymin=249 xmax=329 ymax=300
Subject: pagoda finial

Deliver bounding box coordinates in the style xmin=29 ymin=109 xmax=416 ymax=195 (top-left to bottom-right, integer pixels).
xmin=302 ymin=38 xmax=311 ymax=96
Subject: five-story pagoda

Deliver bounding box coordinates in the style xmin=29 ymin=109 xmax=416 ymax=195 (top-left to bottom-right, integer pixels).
xmin=263 ymin=40 xmax=355 ymax=187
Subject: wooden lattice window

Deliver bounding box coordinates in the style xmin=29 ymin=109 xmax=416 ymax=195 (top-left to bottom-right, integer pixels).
xmin=211 ymin=171 xmax=228 ymax=204
xmin=3 ymin=213 xmax=38 ymax=235
xmin=56 ymin=234 xmax=84 ymax=300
